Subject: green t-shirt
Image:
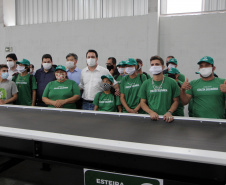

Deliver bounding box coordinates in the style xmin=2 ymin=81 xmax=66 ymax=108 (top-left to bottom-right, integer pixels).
xmin=173 ymin=80 xmax=184 ymax=116
xmin=114 ymin=75 xmax=124 ymax=85
xmin=12 ymin=74 xmax=37 ymax=106
xmin=138 ymin=77 xmax=180 ymax=115
xmin=93 ymin=92 xmax=121 ymax=112
xmin=178 ymin=73 xmax=185 ymax=82
xmin=42 ymin=79 xmax=80 ymax=109
xmin=120 ymin=74 xmax=147 ymax=113
xmin=186 ymin=77 xmax=226 ymax=119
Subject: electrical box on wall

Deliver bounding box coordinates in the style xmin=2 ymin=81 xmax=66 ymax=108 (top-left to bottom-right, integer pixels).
xmin=5 ymin=47 xmax=13 ymax=52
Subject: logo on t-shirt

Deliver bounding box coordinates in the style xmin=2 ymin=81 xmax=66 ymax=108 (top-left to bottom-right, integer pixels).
xmin=54 ymin=86 xmax=69 ymax=90
xmin=197 ymin=86 xmax=218 ymax=92
xmin=150 ymin=89 xmax=168 ymax=93
xmin=125 ymin=82 xmax=140 ymax=89
xmin=0 ymin=88 xmax=7 ymax=100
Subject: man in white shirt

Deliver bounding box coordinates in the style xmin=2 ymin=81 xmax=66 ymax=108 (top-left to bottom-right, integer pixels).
xmin=79 ymin=49 xmax=119 ymax=110
xmin=6 ymin=53 xmax=18 ymax=81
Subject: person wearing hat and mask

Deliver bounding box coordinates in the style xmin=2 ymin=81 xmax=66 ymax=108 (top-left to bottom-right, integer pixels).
xmin=42 ymin=65 xmax=80 ymax=109
xmin=168 ymin=68 xmax=184 ymax=116
xmin=120 ymin=58 xmax=147 ymax=114
xmin=139 ymin=56 xmax=180 ymax=123
xmin=163 ymin=57 xmax=185 ymax=82
xmin=114 ymin=60 xmax=126 ymax=85
xmin=12 ymin=59 xmax=37 ymax=106
xmin=93 ymin=74 xmax=121 ymax=112
xmin=136 ymin=58 xmax=151 ymax=79
xmin=35 ymin=54 xmax=56 ymax=107
xmin=6 ymin=53 xmax=18 ymax=81
xmin=79 ymin=49 xmax=119 ymax=110
xmin=0 ymin=64 xmax=18 ymax=104
xmin=180 ymin=56 xmax=226 ymax=119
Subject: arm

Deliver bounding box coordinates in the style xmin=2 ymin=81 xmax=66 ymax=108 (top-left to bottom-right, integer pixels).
xmin=163 ymin=97 xmax=179 ymax=123
xmin=55 ymin=95 xmax=80 ymax=108
xmin=32 ymin=90 xmax=36 ymax=106
xmin=94 ymin=105 xmax=98 ymax=111
xmin=180 ymin=89 xmax=192 ymax=105
xmin=134 ymin=103 xmax=141 ymax=113
xmin=0 ymin=93 xmax=18 ymax=105
xmin=140 ymin=98 xmax=159 ymax=120
xmin=117 ymin=105 xmax=122 ymax=112
xmin=120 ymin=93 xmax=136 ymax=113
xmin=42 ymin=97 xmax=57 ymax=107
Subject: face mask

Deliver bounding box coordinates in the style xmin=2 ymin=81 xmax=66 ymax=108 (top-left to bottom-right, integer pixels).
xmin=149 ymin=66 xmax=162 ymax=75
xmin=1 ymin=72 xmax=9 ymax=79
xmin=66 ymin=61 xmax=75 ymax=69
xmin=168 ymin=64 xmax=176 ymax=70
xmin=107 ymin=65 xmax=114 ymax=71
xmin=56 ymin=73 xmax=66 ymax=81
xmin=87 ymin=58 xmax=96 ymax=67
xmin=199 ymin=67 xmax=213 ymax=78
xmin=7 ymin=61 xmax=14 ymax=68
xmin=168 ymin=74 xmax=176 ymax=79
xmin=43 ymin=63 xmax=52 ymax=70
xmin=30 ymin=69 xmax=33 ymax=73
xmin=17 ymin=66 xmax=26 ymax=73
xmin=117 ymin=67 xmax=124 ymax=74
xmin=101 ymin=83 xmax=111 ymax=91
xmin=137 ymin=64 xmax=141 ymax=71
xmin=125 ymin=67 xmax=136 ymax=75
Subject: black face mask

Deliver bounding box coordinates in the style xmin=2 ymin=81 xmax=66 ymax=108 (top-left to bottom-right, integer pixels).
xmin=107 ymin=65 xmax=114 ymax=71
xmin=168 ymin=74 xmax=176 ymax=79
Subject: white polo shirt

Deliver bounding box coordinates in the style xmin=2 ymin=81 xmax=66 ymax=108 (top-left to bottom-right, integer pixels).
xmin=79 ymin=65 xmax=117 ymax=101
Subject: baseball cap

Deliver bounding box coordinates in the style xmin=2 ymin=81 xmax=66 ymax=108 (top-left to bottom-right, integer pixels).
xmin=55 ymin=65 xmax=66 ymax=72
xmin=168 ymin=58 xmax=178 ymax=65
xmin=125 ymin=58 xmax=137 ymax=66
xmin=168 ymin=68 xmax=180 ymax=74
xmin=117 ymin=61 xmax=126 ymax=67
xmin=16 ymin=59 xmax=30 ymax=66
xmin=197 ymin=56 xmax=214 ymax=65
xmin=101 ymin=74 xmax=114 ymax=83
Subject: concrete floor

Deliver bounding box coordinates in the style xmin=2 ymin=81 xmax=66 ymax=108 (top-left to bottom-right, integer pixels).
xmin=0 ymin=157 xmax=84 ymax=185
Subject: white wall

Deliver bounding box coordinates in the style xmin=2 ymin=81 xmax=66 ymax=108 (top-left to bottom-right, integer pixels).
xmin=159 ymin=12 xmax=226 ymax=81
xmin=1 ymin=13 xmax=159 ymax=72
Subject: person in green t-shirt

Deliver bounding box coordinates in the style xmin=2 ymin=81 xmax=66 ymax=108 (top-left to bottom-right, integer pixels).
xmin=12 ymin=59 xmax=37 ymax=106
xmin=93 ymin=74 xmax=121 ymax=112
xmin=136 ymin=58 xmax=151 ymax=79
xmin=42 ymin=65 xmax=80 ymax=109
xmin=168 ymin=68 xmax=184 ymax=116
xmin=114 ymin=60 xmax=126 ymax=85
xmin=180 ymin=56 xmax=226 ymax=119
xmin=139 ymin=56 xmax=180 ymax=123
xmin=163 ymin=57 xmax=185 ymax=82
xmin=120 ymin=58 xmax=147 ymax=114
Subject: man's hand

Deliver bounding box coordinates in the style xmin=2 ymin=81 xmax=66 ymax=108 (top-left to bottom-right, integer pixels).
xmin=220 ymin=80 xmax=226 ymax=93
xmin=181 ymin=78 xmax=191 ymax=91
xmin=115 ymin=88 xmax=121 ymax=96
xmin=163 ymin=112 xmax=174 ymax=123
xmin=0 ymin=99 xmax=6 ymax=105
xmin=126 ymin=108 xmax=137 ymax=114
xmin=149 ymin=111 xmax=159 ymax=120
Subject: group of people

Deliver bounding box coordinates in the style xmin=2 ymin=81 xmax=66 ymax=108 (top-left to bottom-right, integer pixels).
xmin=1 ymin=50 xmax=226 ymax=122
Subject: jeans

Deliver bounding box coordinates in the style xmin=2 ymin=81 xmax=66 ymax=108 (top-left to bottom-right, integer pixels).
xmin=82 ymin=101 xmax=95 ymax=110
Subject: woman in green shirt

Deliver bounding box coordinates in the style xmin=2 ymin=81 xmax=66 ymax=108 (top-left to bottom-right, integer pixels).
xmin=42 ymin=65 xmax=80 ymax=109
xmin=94 ymin=74 xmax=121 ymax=112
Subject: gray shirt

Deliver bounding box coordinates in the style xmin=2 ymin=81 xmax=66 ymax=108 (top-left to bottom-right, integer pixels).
xmin=0 ymin=80 xmax=18 ymax=101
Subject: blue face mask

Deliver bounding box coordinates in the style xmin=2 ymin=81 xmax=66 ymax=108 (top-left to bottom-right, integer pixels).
xmin=1 ymin=72 xmax=9 ymax=79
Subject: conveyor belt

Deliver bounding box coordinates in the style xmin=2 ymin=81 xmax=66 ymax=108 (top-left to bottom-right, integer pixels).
xmin=0 ymin=105 xmax=226 ymax=152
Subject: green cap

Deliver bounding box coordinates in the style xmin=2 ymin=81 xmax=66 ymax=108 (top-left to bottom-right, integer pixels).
xmin=168 ymin=68 xmax=180 ymax=74
xmin=16 ymin=59 xmax=30 ymax=66
xmin=125 ymin=58 xmax=137 ymax=66
xmin=101 ymin=74 xmax=114 ymax=83
xmin=55 ymin=65 xmax=66 ymax=72
xmin=197 ymin=56 xmax=214 ymax=65
xmin=168 ymin=58 xmax=177 ymax=65
xmin=117 ymin=60 xmax=126 ymax=67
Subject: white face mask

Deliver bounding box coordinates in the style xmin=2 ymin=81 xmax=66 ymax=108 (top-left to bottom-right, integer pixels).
xmin=149 ymin=66 xmax=163 ymax=75
xmin=17 ymin=65 xmax=26 ymax=73
xmin=168 ymin=63 xmax=176 ymax=70
xmin=43 ymin=63 xmax=52 ymax=70
xmin=117 ymin=67 xmax=124 ymax=74
xmin=137 ymin=64 xmax=141 ymax=71
xmin=30 ymin=69 xmax=33 ymax=73
xmin=66 ymin=61 xmax=75 ymax=69
xmin=87 ymin=58 xmax=96 ymax=67
xmin=199 ymin=67 xmax=213 ymax=78
xmin=125 ymin=67 xmax=136 ymax=75
xmin=7 ymin=61 xmax=15 ymax=68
